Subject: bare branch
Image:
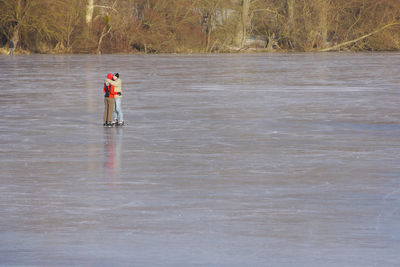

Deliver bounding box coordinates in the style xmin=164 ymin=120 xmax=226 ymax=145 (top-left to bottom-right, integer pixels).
xmin=321 ymin=21 xmax=400 ymax=52
xmin=92 ymin=5 xmax=119 ymax=13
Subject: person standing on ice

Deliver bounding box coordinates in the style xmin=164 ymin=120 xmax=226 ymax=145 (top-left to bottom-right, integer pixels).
xmin=106 ymin=73 xmax=124 ymax=126
xmin=104 ymin=73 xmax=116 ymax=127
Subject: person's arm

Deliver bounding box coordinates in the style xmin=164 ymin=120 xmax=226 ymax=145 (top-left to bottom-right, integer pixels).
xmin=106 ymin=79 xmax=121 ymax=87
xmin=106 ymin=79 xmax=121 ymax=95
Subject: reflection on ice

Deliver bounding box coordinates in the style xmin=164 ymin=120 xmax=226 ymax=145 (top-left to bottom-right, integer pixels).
xmin=0 ymin=53 xmax=399 ymax=266
xmin=104 ymin=128 xmax=123 ymax=185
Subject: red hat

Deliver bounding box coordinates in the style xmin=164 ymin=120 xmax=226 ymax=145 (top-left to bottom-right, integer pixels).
xmin=107 ymin=73 xmax=113 ymax=79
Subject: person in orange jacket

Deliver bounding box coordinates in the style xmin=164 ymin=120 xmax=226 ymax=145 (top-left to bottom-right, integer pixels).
xmin=103 ymin=73 xmax=116 ymax=126
xmin=106 ymin=73 xmax=124 ymax=126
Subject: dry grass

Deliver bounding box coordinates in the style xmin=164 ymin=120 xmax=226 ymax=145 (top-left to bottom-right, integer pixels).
xmin=0 ymin=47 xmax=9 ymax=55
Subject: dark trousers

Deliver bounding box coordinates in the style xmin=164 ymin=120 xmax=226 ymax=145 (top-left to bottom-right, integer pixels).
xmin=104 ymin=97 xmax=114 ymax=123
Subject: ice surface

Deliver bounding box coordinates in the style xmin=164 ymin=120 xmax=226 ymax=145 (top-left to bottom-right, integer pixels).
xmin=0 ymin=53 xmax=400 ymax=266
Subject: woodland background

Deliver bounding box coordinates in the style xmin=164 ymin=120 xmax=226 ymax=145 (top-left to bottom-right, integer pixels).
xmin=1 ymin=0 xmax=399 ymax=54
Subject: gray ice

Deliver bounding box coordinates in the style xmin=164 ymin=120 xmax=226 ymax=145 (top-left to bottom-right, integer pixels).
xmin=0 ymin=53 xmax=400 ymax=266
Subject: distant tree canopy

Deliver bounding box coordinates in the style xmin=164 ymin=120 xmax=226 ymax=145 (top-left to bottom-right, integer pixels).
xmin=0 ymin=0 xmax=399 ymax=53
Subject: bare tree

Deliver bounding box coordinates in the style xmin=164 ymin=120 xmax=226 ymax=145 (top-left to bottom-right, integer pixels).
xmin=1 ymin=0 xmax=400 ymax=53
xmin=0 ymin=0 xmax=33 ymax=49
xmin=96 ymin=0 xmax=118 ymax=54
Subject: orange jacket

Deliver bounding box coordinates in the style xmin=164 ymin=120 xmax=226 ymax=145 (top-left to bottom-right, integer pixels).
xmin=104 ymin=73 xmax=116 ymax=98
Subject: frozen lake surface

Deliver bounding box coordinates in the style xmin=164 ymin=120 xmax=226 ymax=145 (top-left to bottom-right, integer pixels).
xmin=1 ymin=53 xmax=399 ymax=266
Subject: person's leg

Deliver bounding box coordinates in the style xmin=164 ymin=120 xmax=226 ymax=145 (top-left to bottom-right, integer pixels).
xmin=107 ymin=98 xmax=114 ymax=123
xmin=115 ymin=98 xmax=123 ymax=123
xmin=105 ymin=98 xmax=112 ymax=124
xmin=104 ymin=98 xmax=108 ymax=124
xmin=112 ymin=99 xmax=118 ymax=122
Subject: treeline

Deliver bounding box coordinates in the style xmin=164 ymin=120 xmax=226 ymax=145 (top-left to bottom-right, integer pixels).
xmin=1 ymin=0 xmax=399 ymax=54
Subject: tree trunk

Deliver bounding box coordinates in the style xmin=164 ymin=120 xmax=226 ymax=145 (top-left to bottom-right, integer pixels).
xmin=287 ymin=0 xmax=295 ymax=35
xmin=236 ymin=0 xmax=250 ymax=49
xmin=204 ymin=12 xmax=212 ymax=52
xmin=86 ymin=0 xmax=94 ymax=25
xmin=206 ymin=28 xmax=212 ymax=52
xmin=266 ymin=34 xmax=274 ymax=51
xmin=241 ymin=0 xmax=250 ymax=48
xmin=12 ymin=27 xmax=20 ymax=49
xmin=12 ymin=0 xmax=25 ymax=48
xmin=318 ymin=0 xmax=328 ymax=48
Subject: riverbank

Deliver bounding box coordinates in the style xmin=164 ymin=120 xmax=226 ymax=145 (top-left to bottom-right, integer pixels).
xmin=0 ymin=48 xmax=31 ymax=55
xmin=1 ymin=46 xmax=399 ymax=55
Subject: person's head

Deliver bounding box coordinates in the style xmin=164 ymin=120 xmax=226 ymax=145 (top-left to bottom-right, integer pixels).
xmin=113 ymin=73 xmax=119 ymax=80
xmin=107 ymin=73 xmax=113 ymax=79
